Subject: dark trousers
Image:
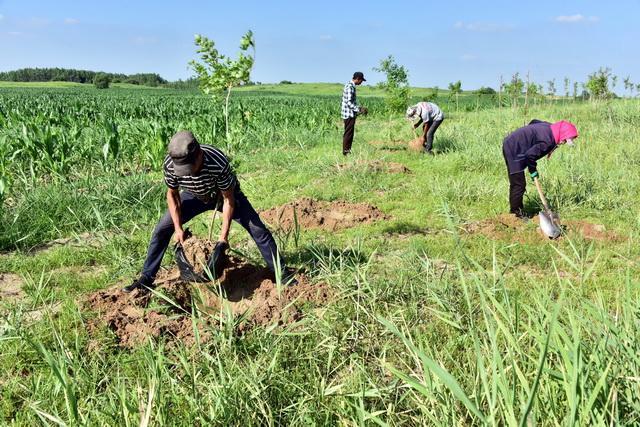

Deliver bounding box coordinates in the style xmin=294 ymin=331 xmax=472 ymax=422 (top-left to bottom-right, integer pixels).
xmin=508 ymin=172 xmax=526 ymax=216
xmin=502 ymin=148 xmax=527 ymax=216
xmin=141 ymin=189 xmax=279 ymax=281
xmin=343 ymin=117 xmax=356 ymax=153
xmin=423 ymin=119 xmax=443 ymax=151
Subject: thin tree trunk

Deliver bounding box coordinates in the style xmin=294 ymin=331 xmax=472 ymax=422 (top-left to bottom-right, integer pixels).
xmin=224 ymin=85 xmax=232 ymax=142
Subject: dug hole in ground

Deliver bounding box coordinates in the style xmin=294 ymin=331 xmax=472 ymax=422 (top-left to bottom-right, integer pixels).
xmin=85 ymin=236 xmax=332 ymax=349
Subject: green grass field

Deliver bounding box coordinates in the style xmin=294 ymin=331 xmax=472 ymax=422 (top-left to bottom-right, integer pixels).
xmin=1 ymin=85 xmax=639 ymax=425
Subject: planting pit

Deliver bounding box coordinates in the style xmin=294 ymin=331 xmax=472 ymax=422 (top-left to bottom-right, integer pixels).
xmin=260 ymin=197 xmax=389 ymax=232
xmin=85 ymin=246 xmax=331 ymax=348
xmin=408 ymin=138 xmax=425 ymax=152
xmin=336 ymin=160 xmax=411 ymax=174
xmin=464 ymin=214 xmax=620 ymax=242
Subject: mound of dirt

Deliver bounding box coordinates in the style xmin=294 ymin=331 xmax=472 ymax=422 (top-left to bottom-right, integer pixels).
xmin=181 ymin=238 xmax=215 ymax=274
xmin=260 ymin=198 xmax=389 ymax=232
xmin=337 ymin=160 xmax=411 ymax=174
xmin=408 ymin=138 xmax=425 ymax=152
xmin=0 ymin=273 xmax=24 ymax=303
xmin=465 ymin=214 xmax=620 ymax=242
xmin=85 ymin=255 xmax=331 ymax=348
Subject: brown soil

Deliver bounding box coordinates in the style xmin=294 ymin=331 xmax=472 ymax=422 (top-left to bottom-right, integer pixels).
xmin=85 ymin=255 xmax=331 ymax=348
xmin=336 ymin=160 xmax=411 ymax=174
xmin=465 ymin=214 xmax=620 ymax=242
xmin=181 ymin=238 xmax=216 ymax=274
xmin=260 ymin=198 xmax=389 ymax=232
xmin=408 ymin=138 xmax=425 ymax=152
xmin=0 ymin=273 xmax=24 ymax=303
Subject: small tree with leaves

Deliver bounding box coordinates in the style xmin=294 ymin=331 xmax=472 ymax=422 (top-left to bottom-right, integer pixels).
xmin=373 ymin=55 xmax=410 ymax=113
xmin=503 ymin=73 xmax=524 ymax=108
xmin=586 ymin=67 xmax=613 ymax=100
xmin=190 ymin=31 xmax=255 ymax=142
xmin=546 ymin=79 xmax=556 ymax=99
xmin=623 ymin=76 xmax=634 ymax=98
xmin=447 ymin=80 xmax=462 ymax=111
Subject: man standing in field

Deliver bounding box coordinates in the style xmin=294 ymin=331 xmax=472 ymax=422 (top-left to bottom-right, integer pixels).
xmin=405 ymin=101 xmax=445 ymax=155
xmin=341 ymin=71 xmax=368 ymax=155
xmin=123 ymin=131 xmax=296 ymax=294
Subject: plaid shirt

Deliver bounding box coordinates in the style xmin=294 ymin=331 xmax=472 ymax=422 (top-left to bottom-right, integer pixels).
xmin=340 ymin=81 xmax=360 ymax=119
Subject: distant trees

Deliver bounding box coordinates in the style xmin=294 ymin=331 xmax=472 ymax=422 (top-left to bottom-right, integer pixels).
xmin=0 ymin=67 xmax=167 ymax=86
xmin=93 ymin=73 xmax=111 ymax=89
xmin=503 ymin=73 xmax=525 ymax=107
xmin=373 ymin=55 xmax=410 ymax=112
xmin=474 ymin=86 xmax=496 ymax=95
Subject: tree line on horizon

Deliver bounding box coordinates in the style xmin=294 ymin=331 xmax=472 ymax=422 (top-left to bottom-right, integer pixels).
xmin=0 ymin=67 xmax=167 ymax=87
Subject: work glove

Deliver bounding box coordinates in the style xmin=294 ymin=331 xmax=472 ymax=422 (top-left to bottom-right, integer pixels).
xmin=530 ymin=171 xmax=539 ymax=181
xmin=359 ymin=107 xmax=368 ymax=116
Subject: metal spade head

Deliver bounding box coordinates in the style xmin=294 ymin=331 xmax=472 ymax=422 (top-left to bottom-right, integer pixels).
xmin=539 ymin=210 xmax=561 ymax=239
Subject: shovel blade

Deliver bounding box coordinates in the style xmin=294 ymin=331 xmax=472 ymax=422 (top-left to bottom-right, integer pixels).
xmin=539 ymin=211 xmax=561 ymax=239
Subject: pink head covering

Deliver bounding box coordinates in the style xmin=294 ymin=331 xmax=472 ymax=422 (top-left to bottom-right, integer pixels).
xmin=550 ymin=120 xmax=578 ymax=143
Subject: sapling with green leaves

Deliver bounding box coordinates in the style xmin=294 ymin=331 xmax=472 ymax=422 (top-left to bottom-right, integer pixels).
xmin=373 ymin=55 xmax=410 ymax=113
xmin=190 ymin=31 xmax=256 ymax=143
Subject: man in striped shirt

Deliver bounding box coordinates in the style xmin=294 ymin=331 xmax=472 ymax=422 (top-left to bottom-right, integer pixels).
xmin=340 ymin=71 xmax=368 ymax=155
xmin=124 ymin=131 xmax=295 ymax=293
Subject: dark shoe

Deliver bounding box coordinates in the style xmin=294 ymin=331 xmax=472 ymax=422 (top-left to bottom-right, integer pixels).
xmin=122 ymin=276 xmax=153 ymax=294
xmin=343 ymin=150 xmax=351 ymax=156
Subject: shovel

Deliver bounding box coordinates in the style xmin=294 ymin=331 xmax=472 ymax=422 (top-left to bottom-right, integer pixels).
xmin=533 ymin=177 xmax=561 ymax=239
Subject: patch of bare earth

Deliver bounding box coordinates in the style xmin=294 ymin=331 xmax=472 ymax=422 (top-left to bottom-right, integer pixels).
xmin=85 ymin=239 xmax=332 ymax=348
xmin=336 ymin=160 xmax=411 ymax=174
xmin=408 ymin=138 xmax=425 ymax=152
xmin=464 ymin=214 xmax=620 ymax=242
xmin=260 ymin=197 xmax=388 ymax=232
xmin=0 ymin=273 xmax=25 ymax=303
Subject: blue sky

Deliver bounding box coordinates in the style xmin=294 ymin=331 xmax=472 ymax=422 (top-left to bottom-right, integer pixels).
xmin=0 ymin=0 xmax=639 ymax=90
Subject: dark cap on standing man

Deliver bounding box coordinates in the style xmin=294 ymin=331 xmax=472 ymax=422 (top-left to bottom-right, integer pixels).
xmin=353 ymin=71 xmax=366 ymax=82
xmin=168 ymin=131 xmax=201 ymax=176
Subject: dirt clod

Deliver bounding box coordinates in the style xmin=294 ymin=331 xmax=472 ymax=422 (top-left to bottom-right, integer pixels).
xmin=261 ymin=198 xmax=388 ymax=232
xmin=85 ymin=251 xmax=331 ymax=348
xmin=181 ymin=238 xmax=215 ymax=274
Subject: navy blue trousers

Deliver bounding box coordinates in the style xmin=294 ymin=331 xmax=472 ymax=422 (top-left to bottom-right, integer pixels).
xmin=141 ymin=189 xmax=279 ymax=281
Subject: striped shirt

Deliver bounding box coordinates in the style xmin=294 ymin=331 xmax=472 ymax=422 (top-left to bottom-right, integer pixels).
xmin=340 ymin=81 xmax=360 ymax=119
xmin=163 ymin=144 xmax=237 ymax=202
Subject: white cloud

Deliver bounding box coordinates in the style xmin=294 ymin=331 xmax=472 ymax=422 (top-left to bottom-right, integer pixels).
xmin=460 ymin=54 xmax=478 ymax=61
xmin=555 ymin=14 xmax=599 ymax=23
xmin=319 ymin=34 xmax=333 ymax=41
xmin=7 ymin=31 xmax=22 ymax=36
xmin=64 ymin=18 xmax=80 ymax=25
xmin=454 ymin=21 xmax=514 ymax=32
xmin=0 ymin=14 xmax=4 ymax=21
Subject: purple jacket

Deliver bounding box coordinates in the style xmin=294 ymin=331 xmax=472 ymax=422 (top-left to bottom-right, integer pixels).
xmin=502 ymin=120 xmax=557 ymax=174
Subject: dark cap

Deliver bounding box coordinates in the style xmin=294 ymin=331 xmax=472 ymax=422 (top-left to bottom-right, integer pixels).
xmin=168 ymin=131 xmax=201 ymax=176
xmin=353 ymin=71 xmax=366 ymax=81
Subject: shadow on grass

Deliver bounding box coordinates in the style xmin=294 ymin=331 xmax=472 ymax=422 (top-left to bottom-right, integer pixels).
xmin=379 ymin=221 xmax=432 ymax=237
xmin=289 ymin=244 xmax=369 ymax=271
xmin=434 ymin=137 xmax=460 ymax=154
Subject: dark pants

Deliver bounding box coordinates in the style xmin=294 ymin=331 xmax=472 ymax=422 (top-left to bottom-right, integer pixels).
xmin=423 ymin=119 xmax=443 ymax=151
xmin=508 ymin=171 xmax=526 ymax=216
xmin=141 ymin=189 xmax=280 ymax=281
xmin=343 ymin=117 xmax=356 ymax=153
xmin=503 ymin=148 xmax=526 ymax=216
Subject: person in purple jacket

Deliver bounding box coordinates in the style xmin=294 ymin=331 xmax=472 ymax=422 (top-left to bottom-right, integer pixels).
xmin=502 ymin=119 xmax=579 ymax=217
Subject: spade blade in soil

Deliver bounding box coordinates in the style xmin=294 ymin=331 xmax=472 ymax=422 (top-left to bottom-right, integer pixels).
xmin=539 ymin=211 xmax=561 ymax=239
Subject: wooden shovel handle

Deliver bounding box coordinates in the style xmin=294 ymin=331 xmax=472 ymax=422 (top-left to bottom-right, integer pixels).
xmin=533 ymin=177 xmax=552 ymax=213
